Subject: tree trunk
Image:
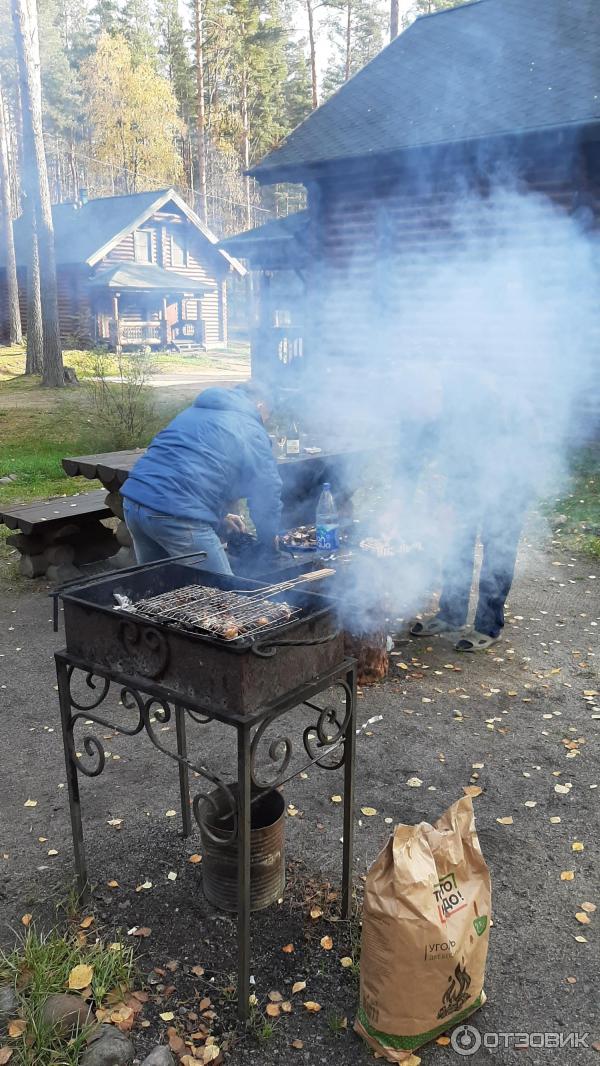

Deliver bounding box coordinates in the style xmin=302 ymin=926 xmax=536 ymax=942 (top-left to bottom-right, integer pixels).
xmin=390 ymin=0 xmax=399 ymax=38
xmin=0 ymin=74 xmax=22 ymax=346
xmin=240 ymin=65 xmax=251 ymax=228
xmin=12 ymin=0 xmax=64 ymax=387
xmin=193 ymin=0 xmax=208 ymax=223
xmin=306 ymin=0 xmax=318 ymax=109
xmin=25 ymin=207 xmax=43 ymax=374
xmin=345 ymin=0 xmax=352 ymax=80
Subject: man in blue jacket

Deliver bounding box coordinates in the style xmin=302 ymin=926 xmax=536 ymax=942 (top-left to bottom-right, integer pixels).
xmin=121 ymin=382 xmax=282 ymax=574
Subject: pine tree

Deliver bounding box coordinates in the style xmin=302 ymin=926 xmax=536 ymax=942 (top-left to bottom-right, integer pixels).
xmin=0 ymin=71 xmax=22 ymax=345
xmin=322 ymin=0 xmax=387 ymax=99
xmin=156 ymin=0 xmax=194 ymax=123
xmin=12 ymin=0 xmax=64 ymax=386
xmin=119 ymin=0 xmax=158 ymax=67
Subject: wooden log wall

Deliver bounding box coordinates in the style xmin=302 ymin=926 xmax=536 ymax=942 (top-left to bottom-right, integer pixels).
xmin=304 ymin=144 xmax=600 ymax=433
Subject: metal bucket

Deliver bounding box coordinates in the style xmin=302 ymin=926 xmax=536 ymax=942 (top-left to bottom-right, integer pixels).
xmin=198 ymin=787 xmax=285 ymax=912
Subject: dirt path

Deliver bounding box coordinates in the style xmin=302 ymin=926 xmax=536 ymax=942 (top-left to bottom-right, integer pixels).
xmin=0 ymin=536 xmax=598 ymax=1064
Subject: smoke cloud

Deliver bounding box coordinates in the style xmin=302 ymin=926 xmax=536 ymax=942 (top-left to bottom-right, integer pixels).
xmin=284 ymin=170 xmax=600 ymax=632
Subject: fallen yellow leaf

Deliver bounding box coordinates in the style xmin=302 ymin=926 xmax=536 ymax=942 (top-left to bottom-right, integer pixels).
xmin=340 ymin=957 xmax=353 ymax=968
xmin=575 ymin=912 xmax=591 ymax=924
xmin=20 ymin=914 xmax=32 ymax=927
xmin=309 ymin=907 xmax=322 ymax=920
xmin=360 ymin=807 xmax=377 ymax=817
xmin=268 ymin=991 xmax=283 ymax=1003
xmin=281 ymin=1001 xmax=292 ymax=1013
xmin=560 ymin=871 xmax=575 ymax=881
xmin=303 ymin=1001 xmax=321 ymax=1012
xmin=291 ymin=981 xmax=306 ymax=994
xmin=266 ymin=1003 xmax=280 ymax=1017
xmin=107 ymin=880 xmax=119 ymax=889
xmin=159 ymin=1011 xmax=175 ymax=1021
xmin=436 ymin=1036 xmax=451 ymax=1046
xmin=581 ymin=902 xmax=597 ymax=913
xmin=572 ymin=842 xmax=584 ymax=852
xmin=549 ymin=817 xmax=561 ymax=824
xmin=165 ymin=810 xmax=176 ymax=818
xmin=463 ymin=786 xmax=483 ymax=798
xmin=80 ymin=916 xmax=94 ymax=930
xmin=573 ymin=935 xmax=588 ymax=944
xmin=320 ymin=935 xmax=333 ymax=950
xmin=496 ymin=817 xmax=513 ymax=825
xmin=188 ymin=854 xmax=202 ymax=864
xmin=0 ymin=1048 xmax=13 ymax=1064
xmin=67 ymin=964 xmax=94 ymax=991
xmin=291 ymin=1040 xmax=304 ymax=1050
xmin=330 ymin=795 xmax=342 ymax=804
xmin=23 ymin=800 xmax=37 ymax=808
xmin=7 ymin=1020 xmax=26 ymax=1039
xmin=282 ymin=943 xmax=294 ymax=954
xmin=202 ymin=1048 xmax=220 ymax=1064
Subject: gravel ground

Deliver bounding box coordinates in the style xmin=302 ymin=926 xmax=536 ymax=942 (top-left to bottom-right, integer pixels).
xmin=0 ymin=533 xmax=598 ymax=1065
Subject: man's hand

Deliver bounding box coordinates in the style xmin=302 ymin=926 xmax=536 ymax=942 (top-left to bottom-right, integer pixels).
xmin=224 ymin=514 xmax=246 ymax=534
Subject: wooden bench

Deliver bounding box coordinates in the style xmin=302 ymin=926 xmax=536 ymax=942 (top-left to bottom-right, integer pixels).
xmin=0 ymin=490 xmax=119 ymax=579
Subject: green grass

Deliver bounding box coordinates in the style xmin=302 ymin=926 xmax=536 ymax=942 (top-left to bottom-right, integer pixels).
xmin=544 ymin=447 xmax=600 ymax=559
xmin=0 ymin=926 xmax=134 ymax=1065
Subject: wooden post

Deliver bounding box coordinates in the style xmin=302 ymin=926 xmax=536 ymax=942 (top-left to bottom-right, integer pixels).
xmin=162 ymin=295 xmax=169 ymax=347
xmin=112 ymin=292 xmax=120 ymax=352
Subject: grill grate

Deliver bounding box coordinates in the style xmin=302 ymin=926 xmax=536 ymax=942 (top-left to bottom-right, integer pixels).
xmin=127 ymin=584 xmax=301 ymax=641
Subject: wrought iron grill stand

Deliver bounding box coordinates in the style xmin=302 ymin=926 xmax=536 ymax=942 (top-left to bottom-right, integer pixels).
xmin=55 ymin=650 xmax=357 ymax=1021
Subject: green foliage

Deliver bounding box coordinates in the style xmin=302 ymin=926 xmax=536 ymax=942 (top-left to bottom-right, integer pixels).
xmin=0 ymin=926 xmax=134 ymax=1066
xmin=402 ymin=0 xmax=469 ymax=29
xmin=81 ymin=32 xmax=183 ymax=191
xmin=322 ymin=0 xmax=388 ymax=100
xmin=156 ymin=0 xmax=195 ymax=122
xmin=82 ymin=347 xmax=158 ymax=449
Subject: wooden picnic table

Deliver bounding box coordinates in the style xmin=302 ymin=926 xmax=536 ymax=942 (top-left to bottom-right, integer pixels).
xmin=62 ymin=443 xmax=372 ymax=531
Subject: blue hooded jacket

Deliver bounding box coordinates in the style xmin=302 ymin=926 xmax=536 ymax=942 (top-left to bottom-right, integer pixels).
xmin=121 ymin=387 xmax=283 ymax=542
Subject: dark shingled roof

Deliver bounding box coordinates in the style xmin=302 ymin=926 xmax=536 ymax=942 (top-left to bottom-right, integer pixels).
xmin=10 ymin=190 xmax=163 ymax=267
xmin=3 ymin=188 xmax=245 ymax=273
xmin=252 ymin=0 xmax=600 ymax=182
xmin=219 ymin=211 xmax=309 ymax=269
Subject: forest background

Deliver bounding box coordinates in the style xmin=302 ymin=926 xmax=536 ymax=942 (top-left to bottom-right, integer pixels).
xmin=0 ymin=0 xmax=463 ymax=239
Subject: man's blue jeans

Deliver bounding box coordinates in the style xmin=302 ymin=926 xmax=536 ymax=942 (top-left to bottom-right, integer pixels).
xmin=123 ymin=500 xmax=232 ymax=575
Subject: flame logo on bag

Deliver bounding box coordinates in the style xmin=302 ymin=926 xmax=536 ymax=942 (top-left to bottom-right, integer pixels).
xmin=437 ymin=962 xmax=472 ymax=1019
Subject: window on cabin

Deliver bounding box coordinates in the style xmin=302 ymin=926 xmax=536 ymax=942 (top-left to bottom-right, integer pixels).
xmin=134 ymin=230 xmax=152 ymax=262
xmin=171 ymin=232 xmax=187 ymax=267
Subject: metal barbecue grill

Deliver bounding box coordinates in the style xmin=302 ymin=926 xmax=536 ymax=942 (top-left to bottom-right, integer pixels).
xmin=53 ymin=554 xmax=356 ymax=1023
xmin=127 ymin=583 xmax=301 ymax=639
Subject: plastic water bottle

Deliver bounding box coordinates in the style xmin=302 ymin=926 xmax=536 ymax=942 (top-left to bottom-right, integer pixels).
xmin=316 ymin=483 xmax=339 ymax=550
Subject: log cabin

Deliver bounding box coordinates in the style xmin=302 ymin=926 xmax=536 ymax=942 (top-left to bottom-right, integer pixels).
xmin=0 ymin=188 xmax=245 ymax=350
xmin=229 ymin=0 xmax=600 ymax=422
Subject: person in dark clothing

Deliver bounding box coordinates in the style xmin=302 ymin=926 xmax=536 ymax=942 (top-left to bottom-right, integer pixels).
xmin=121 ymin=382 xmax=282 ymax=574
xmin=410 ymin=368 xmax=535 ymax=651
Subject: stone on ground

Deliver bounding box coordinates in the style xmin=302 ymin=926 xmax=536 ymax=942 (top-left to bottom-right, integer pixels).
xmin=40 ymin=992 xmax=94 ymax=1033
xmin=0 ymin=984 xmax=18 ymax=1031
xmin=140 ymin=1048 xmax=176 ymax=1066
xmin=81 ymin=1024 xmax=135 ymax=1066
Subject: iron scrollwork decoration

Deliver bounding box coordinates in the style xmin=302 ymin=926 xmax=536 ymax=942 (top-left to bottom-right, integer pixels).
xmin=118 ymin=620 xmax=170 ymax=679
xmin=250 ymin=681 xmax=353 ymax=790
xmin=64 ymin=666 xmax=237 ymax=843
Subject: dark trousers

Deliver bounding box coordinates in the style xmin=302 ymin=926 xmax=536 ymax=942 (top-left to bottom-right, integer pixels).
xmin=438 ymin=495 xmax=526 ymax=638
